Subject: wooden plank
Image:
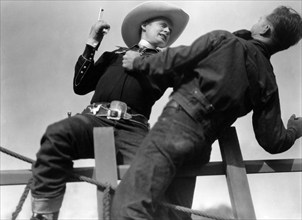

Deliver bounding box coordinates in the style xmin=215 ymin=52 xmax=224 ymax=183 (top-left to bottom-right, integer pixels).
xmin=0 ymin=168 xmax=94 ymax=185
xmin=1 ymin=159 xmax=302 ymax=185
xmin=0 ymin=169 xmax=33 ymax=185
xmin=245 ymin=159 xmax=302 ymax=174
xmin=93 ymin=127 xmax=118 ymax=219
xmin=219 ymin=127 xmax=257 ymax=219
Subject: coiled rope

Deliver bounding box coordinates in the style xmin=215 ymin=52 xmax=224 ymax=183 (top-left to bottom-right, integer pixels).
xmin=0 ymin=146 xmax=233 ymax=220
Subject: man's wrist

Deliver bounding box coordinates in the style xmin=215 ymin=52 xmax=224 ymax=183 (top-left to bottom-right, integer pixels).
xmin=133 ymin=57 xmax=141 ymax=72
xmin=86 ymin=38 xmax=100 ymax=49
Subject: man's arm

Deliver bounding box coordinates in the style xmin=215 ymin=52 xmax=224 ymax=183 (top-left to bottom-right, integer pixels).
xmin=73 ymin=46 xmax=104 ymax=95
xmin=73 ymin=21 xmax=111 ymax=95
xmin=123 ymin=31 xmax=226 ymax=76
xmin=252 ymin=91 xmax=302 ymax=154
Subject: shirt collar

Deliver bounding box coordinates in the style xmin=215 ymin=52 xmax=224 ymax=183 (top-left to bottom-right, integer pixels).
xmin=138 ymin=39 xmax=156 ymax=49
xmin=128 ymin=44 xmax=160 ymax=53
xmin=117 ymin=39 xmax=160 ymax=53
xmin=251 ymin=39 xmax=271 ymax=59
xmin=233 ymin=29 xmax=271 ymax=59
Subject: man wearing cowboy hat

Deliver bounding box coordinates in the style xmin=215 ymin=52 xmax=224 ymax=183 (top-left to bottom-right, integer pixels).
xmin=30 ymin=2 xmax=190 ymax=220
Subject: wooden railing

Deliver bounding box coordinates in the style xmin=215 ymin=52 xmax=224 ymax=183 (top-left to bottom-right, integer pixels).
xmin=1 ymin=127 xmax=301 ymax=219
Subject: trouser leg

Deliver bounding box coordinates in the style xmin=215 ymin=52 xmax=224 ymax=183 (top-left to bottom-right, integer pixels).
xmin=31 ymin=114 xmax=108 ymax=214
xmin=111 ymin=133 xmax=175 ymax=220
xmin=111 ymin=105 xmax=211 ymax=219
xmin=154 ymin=177 xmax=196 ymax=220
xmin=30 ymin=113 xmax=149 ymax=215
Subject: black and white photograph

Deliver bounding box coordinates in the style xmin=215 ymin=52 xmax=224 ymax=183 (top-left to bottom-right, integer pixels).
xmin=1 ymin=1 xmax=301 ymax=219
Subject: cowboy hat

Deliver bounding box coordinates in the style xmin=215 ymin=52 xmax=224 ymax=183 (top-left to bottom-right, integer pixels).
xmin=121 ymin=1 xmax=189 ymax=47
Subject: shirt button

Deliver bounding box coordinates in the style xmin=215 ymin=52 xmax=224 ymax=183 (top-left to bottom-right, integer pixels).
xmin=83 ymin=66 xmax=87 ymax=69
xmin=80 ymin=71 xmax=83 ymax=73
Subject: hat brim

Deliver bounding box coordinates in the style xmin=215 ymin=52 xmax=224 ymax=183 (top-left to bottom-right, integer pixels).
xmin=121 ymin=2 xmax=189 ymax=48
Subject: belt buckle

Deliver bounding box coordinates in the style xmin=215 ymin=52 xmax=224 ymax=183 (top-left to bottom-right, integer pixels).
xmin=88 ymin=104 xmax=102 ymax=115
xmin=107 ymin=101 xmax=128 ymax=120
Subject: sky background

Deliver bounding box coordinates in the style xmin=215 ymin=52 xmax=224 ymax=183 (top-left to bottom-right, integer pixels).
xmin=0 ymin=1 xmax=301 ymax=219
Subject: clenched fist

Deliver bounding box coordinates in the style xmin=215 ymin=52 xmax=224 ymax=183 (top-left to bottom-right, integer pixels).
xmin=87 ymin=20 xmax=110 ymax=47
xmin=287 ymin=114 xmax=302 ymax=139
xmin=122 ymin=51 xmax=141 ymax=71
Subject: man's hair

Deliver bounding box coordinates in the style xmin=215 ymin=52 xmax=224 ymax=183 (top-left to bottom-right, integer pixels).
xmin=266 ymin=6 xmax=302 ymax=51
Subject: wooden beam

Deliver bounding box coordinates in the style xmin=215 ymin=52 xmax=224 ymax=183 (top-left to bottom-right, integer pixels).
xmin=245 ymin=158 xmax=302 ymax=174
xmin=1 ymin=158 xmax=301 ymax=185
xmin=93 ymin=127 xmax=118 ymax=219
xmin=219 ymin=127 xmax=257 ymax=219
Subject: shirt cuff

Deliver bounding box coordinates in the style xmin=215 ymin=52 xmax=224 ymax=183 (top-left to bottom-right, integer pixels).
xmin=82 ymin=44 xmax=96 ymax=61
xmin=287 ymin=127 xmax=298 ymax=140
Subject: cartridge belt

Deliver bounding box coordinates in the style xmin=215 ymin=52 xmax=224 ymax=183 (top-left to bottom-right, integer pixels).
xmin=82 ymin=101 xmax=148 ymax=126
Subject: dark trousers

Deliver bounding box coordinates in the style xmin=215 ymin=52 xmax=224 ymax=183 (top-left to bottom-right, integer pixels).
xmin=31 ymin=112 xmax=197 ymax=218
xmin=110 ymin=100 xmax=214 ymax=220
xmin=31 ymin=114 xmax=149 ymax=199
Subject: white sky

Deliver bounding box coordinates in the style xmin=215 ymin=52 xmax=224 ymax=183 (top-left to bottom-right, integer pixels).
xmin=1 ymin=1 xmax=301 ymax=219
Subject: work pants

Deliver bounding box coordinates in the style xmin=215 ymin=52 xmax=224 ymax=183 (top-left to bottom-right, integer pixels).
xmin=110 ymin=100 xmax=214 ymax=220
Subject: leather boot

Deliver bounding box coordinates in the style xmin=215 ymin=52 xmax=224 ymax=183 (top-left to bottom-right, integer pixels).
xmin=30 ymin=212 xmax=59 ymax=220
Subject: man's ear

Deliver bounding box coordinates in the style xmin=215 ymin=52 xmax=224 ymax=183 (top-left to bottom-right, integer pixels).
xmin=141 ymin=23 xmax=147 ymax=32
xmin=260 ymin=24 xmax=272 ymax=37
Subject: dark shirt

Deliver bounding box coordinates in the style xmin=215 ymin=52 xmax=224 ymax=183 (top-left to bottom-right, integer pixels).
xmin=74 ymin=45 xmax=174 ymax=119
xmin=132 ymin=30 xmax=296 ymax=154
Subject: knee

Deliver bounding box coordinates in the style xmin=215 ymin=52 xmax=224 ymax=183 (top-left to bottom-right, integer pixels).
xmin=39 ymin=119 xmax=75 ymax=157
xmin=44 ymin=119 xmax=70 ymax=137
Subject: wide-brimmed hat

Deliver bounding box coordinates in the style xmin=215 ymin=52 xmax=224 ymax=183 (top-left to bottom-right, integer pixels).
xmin=121 ymin=1 xmax=189 ymax=48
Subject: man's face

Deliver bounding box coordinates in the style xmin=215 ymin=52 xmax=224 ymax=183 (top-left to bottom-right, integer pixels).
xmin=251 ymin=16 xmax=270 ymax=37
xmin=141 ymin=18 xmax=173 ymax=48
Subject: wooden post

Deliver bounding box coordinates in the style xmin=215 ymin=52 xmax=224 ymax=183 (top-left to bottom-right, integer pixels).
xmin=93 ymin=127 xmax=118 ymax=219
xmin=218 ymin=127 xmax=257 ymax=219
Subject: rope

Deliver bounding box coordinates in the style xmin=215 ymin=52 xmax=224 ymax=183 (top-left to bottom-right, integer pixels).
xmin=0 ymin=146 xmax=35 ymax=164
xmin=11 ymin=178 xmax=33 ymax=220
xmin=161 ymin=202 xmax=233 ymax=220
xmin=102 ymin=183 xmax=113 ymax=220
xmin=0 ymin=146 xmax=113 ymax=191
xmin=1 ymin=145 xmax=233 ymax=220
